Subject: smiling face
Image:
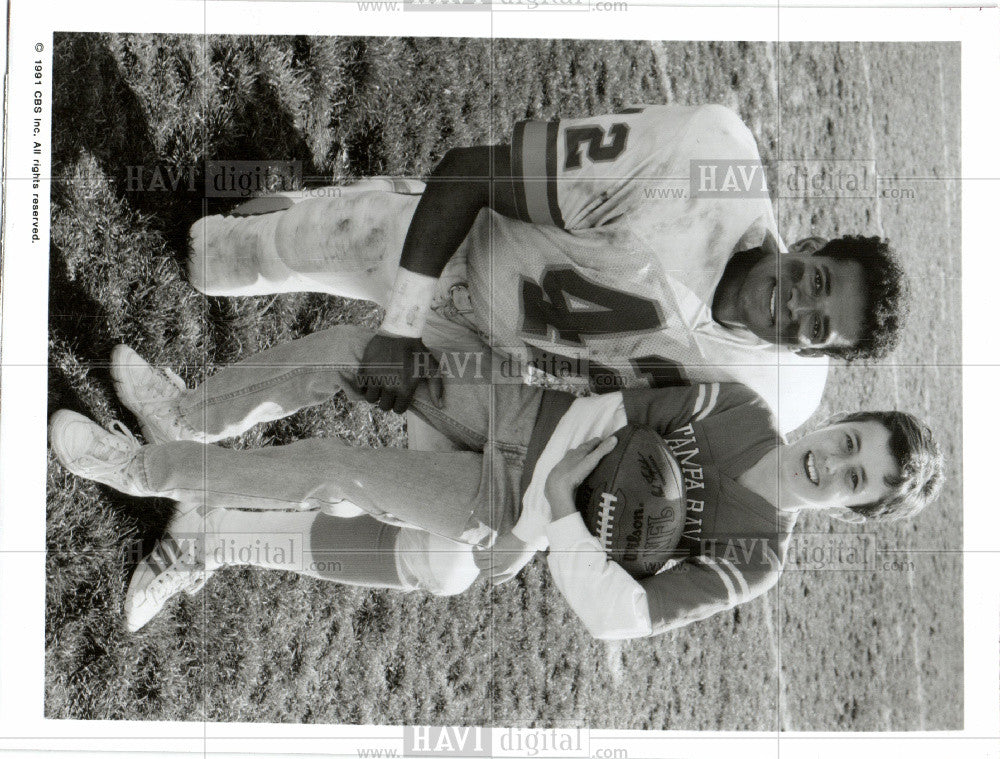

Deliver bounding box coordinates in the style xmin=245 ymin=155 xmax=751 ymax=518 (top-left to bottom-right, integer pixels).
xmin=780 ymin=420 xmax=899 ymax=511
xmin=734 ymin=251 xmax=868 ymax=352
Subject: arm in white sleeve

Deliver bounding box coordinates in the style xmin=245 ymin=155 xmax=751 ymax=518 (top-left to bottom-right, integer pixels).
xmin=515 ymin=392 xmax=629 ymax=550
xmin=545 ymin=512 xmax=653 ymax=640
xmin=546 ymin=511 xmax=785 ymax=638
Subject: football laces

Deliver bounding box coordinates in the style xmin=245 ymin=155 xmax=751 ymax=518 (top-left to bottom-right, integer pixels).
xmin=596 ymin=491 xmax=618 ymax=551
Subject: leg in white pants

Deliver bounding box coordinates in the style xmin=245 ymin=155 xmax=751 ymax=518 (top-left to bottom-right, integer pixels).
xmin=188 ymin=179 xmax=422 ymax=299
xmin=173 ymin=324 xmax=495 ymax=451
xmin=139 ymin=436 xmax=498 ymax=546
xmin=187 ymin=180 xmax=462 ymax=453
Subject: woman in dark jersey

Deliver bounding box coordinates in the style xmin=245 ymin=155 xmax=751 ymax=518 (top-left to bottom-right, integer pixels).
xmin=531 ymin=384 xmax=942 ymax=637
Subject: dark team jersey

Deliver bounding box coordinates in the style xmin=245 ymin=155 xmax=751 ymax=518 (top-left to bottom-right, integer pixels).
xmin=529 ymin=382 xmax=798 ymax=638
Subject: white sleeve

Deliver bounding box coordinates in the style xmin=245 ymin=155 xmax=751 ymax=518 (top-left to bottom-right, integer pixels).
xmin=514 ymin=393 xmax=627 ymax=549
xmin=545 ymin=513 xmax=653 ymax=640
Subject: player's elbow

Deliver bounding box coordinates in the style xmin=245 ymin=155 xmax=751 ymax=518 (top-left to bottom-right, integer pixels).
xmin=579 ymin=607 xmax=652 ymax=640
xmin=433 ymin=145 xmax=503 ymax=181
xmin=432 ymin=147 xmax=483 ymax=179
xmin=431 ymin=147 xmax=463 ymax=178
xmin=425 ymin=147 xmax=495 ymax=211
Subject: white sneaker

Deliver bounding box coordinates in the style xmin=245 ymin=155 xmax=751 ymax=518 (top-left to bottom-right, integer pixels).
xmin=124 ymin=514 xmax=212 ymax=632
xmin=110 ymin=345 xmax=201 ymax=444
xmin=49 ymin=410 xmax=151 ymax=497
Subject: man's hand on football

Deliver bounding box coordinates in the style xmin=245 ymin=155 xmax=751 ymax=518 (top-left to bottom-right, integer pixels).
xmin=545 ymin=436 xmax=618 ymax=519
xmin=357 ymin=333 xmax=444 ymax=414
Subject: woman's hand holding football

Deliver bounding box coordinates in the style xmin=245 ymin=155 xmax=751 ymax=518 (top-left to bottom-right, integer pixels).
xmin=545 ymin=436 xmax=618 ymax=520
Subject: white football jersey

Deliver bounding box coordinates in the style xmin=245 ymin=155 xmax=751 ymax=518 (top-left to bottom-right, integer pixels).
xmin=455 ymin=104 xmax=828 ymax=433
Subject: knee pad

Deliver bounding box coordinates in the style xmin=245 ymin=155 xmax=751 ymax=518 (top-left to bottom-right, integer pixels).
xmin=395 ymin=527 xmax=479 ymax=596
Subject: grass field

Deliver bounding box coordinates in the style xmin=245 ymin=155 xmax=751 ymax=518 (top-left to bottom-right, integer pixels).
xmin=46 ymin=34 xmax=962 ymax=730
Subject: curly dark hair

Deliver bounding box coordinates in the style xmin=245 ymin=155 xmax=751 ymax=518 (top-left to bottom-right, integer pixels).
xmin=813 ymin=235 xmax=908 ymax=362
xmin=834 ymin=410 xmax=945 ymax=522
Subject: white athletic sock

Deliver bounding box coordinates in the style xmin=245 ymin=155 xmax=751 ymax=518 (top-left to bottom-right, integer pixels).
xmin=205 ymin=508 xmax=320 ymax=575
xmin=168 ymin=507 xmax=318 ymax=575
xmin=170 ymin=507 xmax=404 ymax=587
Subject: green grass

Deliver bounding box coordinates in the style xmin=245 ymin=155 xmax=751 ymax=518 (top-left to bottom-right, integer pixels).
xmin=47 ymin=34 xmax=962 ymax=729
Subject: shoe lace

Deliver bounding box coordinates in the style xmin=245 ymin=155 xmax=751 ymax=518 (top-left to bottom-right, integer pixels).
xmin=144 ymin=397 xmax=183 ymax=424
xmin=148 ymin=550 xmax=209 ymax=598
xmin=83 ymin=421 xmax=141 ymax=476
xmin=135 ymin=370 xmax=194 ymax=437
xmin=182 ymin=570 xmax=208 ymax=596
xmin=144 ymin=364 xmax=186 ymax=396
xmin=108 ymin=420 xmax=139 ymax=446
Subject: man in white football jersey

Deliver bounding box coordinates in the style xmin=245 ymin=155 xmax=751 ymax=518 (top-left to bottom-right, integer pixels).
xmin=190 ymin=104 xmax=907 ymax=434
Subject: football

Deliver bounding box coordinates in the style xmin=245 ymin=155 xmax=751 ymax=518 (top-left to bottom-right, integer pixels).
xmin=575 ymin=424 xmax=687 ymax=579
